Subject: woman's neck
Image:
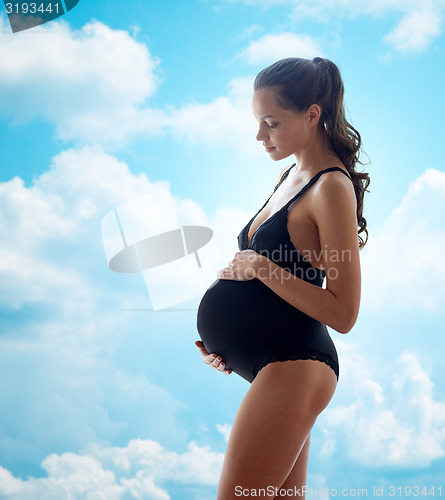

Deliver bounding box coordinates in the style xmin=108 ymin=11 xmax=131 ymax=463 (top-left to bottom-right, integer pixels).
xmin=292 ymin=129 xmax=342 ymax=176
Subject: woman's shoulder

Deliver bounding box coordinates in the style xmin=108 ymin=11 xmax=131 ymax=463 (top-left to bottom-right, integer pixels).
xmin=312 ymin=166 xmax=356 ymax=210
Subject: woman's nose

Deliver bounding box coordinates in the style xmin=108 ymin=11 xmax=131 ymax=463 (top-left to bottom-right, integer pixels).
xmin=256 ymin=126 xmax=268 ymax=142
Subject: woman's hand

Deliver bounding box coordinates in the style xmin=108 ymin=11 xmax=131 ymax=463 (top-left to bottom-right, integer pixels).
xmin=195 ymin=340 xmax=232 ymax=375
xmin=217 ymin=250 xmax=265 ymax=281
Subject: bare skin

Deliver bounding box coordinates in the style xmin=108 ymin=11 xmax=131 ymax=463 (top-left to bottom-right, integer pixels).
xmin=195 ymin=88 xmax=361 ymax=498
xmin=218 ymin=361 xmax=336 ymax=499
xmin=196 ymin=339 xmax=336 ymax=499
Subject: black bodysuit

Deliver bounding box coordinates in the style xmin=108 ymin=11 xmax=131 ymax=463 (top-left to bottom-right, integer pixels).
xmin=197 ymin=165 xmax=353 ymax=383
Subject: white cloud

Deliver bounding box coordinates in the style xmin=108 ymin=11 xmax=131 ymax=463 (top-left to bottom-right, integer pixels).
xmin=90 ymin=438 xmax=223 ymax=487
xmin=383 ymin=7 xmax=443 ymax=53
xmin=230 ymin=0 xmax=445 ymax=54
xmin=0 ymin=17 xmax=165 ymax=146
xmin=0 ymin=326 xmax=188 ymax=473
xmin=0 ymin=438 xmax=224 ymax=499
xmin=319 ymin=344 xmax=445 ymax=468
xmin=239 ymin=33 xmax=323 ymax=65
xmin=0 ymin=145 xmax=251 ymax=477
xmin=0 ymin=16 xmax=265 ymax=155
xmin=0 ymin=143 xmax=254 ymax=309
xmin=215 ymin=423 xmax=232 ymax=443
xmin=169 ymin=76 xmax=262 ymax=157
xmin=0 ymin=18 xmax=298 ymax=157
xmin=0 ymin=146 xmax=168 ymax=310
xmin=361 ymin=168 xmax=445 ymax=311
xmin=0 ymin=143 xmax=251 ymax=315
xmin=306 ymin=473 xmax=331 ymax=498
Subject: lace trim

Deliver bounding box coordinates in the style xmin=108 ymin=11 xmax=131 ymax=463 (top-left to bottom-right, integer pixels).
xmin=253 ymin=349 xmax=339 ymax=381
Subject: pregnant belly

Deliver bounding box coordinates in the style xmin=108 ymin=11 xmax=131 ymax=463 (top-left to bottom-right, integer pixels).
xmin=196 ymin=277 xmax=323 ymax=381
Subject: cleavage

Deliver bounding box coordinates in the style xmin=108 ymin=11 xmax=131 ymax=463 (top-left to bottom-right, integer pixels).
xmin=248 ymin=195 xmax=322 ymax=270
xmin=247 ymin=182 xmax=303 ymax=245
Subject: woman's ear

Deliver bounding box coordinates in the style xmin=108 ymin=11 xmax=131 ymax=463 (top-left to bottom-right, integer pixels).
xmin=307 ymin=104 xmax=322 ymax=127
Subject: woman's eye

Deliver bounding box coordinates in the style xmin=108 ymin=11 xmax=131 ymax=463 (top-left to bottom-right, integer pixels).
xmin=267 ymin=123 xmax=278 ymax=129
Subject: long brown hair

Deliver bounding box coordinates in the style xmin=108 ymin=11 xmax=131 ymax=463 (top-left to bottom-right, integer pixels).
xmin=254 ymin=57 xmax=370 ymax=248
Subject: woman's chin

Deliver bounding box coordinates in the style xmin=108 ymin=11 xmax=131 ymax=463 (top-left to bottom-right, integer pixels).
xmin=270 ymin=151 xmax=292 ymax=162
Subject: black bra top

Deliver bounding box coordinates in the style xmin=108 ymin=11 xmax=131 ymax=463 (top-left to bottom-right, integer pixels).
xmin=237 ymin=164 xmax=353 ymax=287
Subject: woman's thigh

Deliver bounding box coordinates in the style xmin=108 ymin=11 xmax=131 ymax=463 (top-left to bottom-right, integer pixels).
xmin=217 ymin=359 xmax=337 ymax=500
xmin=275 ymin=433 xmax=311 ymax=499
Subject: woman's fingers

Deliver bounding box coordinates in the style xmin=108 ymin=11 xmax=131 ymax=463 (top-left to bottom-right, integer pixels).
xmin=210 ymin=355 xmax=223 ymax=367
xmin=217 ymin=360 xmax=232 ymax=374
xmin=196 ymin=340 xmax=219 ymax=365
xmin=195 ymin=340 xmax=208 ymax=355
xmin=211 ymin=356 xmax=232 ymax=374
xmin=195 ymin=340 xmax=206 ymax=351
xmin=195 ymin=340 xmax=232 ymax=374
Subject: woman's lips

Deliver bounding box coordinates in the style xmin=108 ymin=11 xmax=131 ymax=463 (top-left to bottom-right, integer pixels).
xmin=265 ymin=146 xmax=276 ymax=153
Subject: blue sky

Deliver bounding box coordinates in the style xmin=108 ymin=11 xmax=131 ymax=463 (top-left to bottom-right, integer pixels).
xmin=0 ymin=0 xmax=444 ymax=498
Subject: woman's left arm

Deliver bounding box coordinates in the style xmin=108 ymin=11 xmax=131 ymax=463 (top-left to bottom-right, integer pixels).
xmin=218 ymin=175 xmax=361 ymax=334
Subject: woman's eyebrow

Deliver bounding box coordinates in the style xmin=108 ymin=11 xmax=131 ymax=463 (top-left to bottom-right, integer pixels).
xmin=261 ymin=115 xmax=276 ymax=120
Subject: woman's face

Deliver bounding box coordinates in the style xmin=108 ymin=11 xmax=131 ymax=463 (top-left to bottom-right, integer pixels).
xmin=252 ymin=88 xmax=311 ymax=161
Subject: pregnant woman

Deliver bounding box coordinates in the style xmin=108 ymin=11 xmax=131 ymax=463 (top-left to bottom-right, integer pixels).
xmin=196 ymin=57 xmax=370 ymax=499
